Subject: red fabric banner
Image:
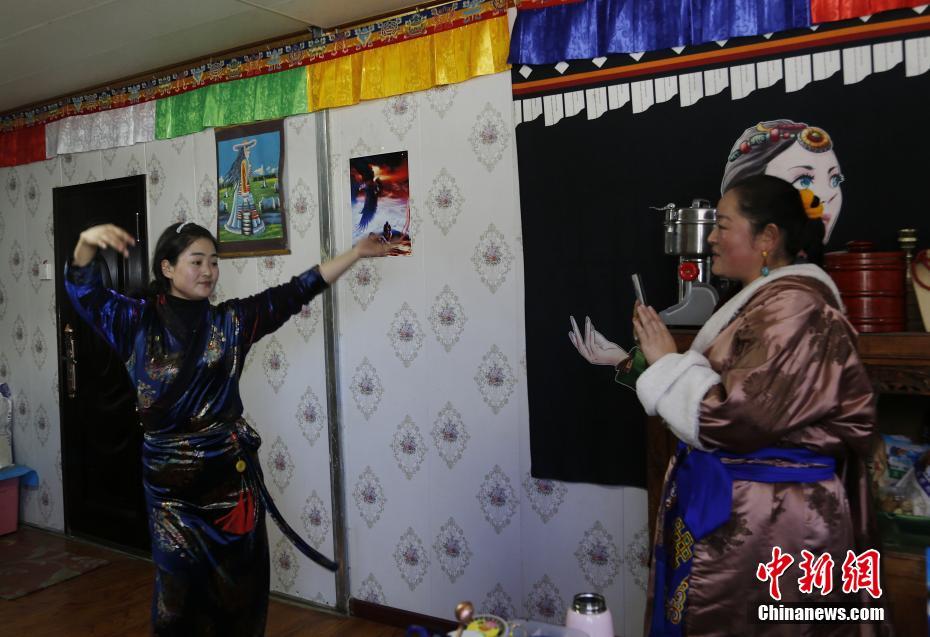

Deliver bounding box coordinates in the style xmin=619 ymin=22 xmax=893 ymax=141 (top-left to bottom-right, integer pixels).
xmin=812 ymin=0 xmax=927 ymax=23
xmin=516 ymin=0 xmax=585 ymax=9
xmin=0 ymin=124 xmax=46 ymax=167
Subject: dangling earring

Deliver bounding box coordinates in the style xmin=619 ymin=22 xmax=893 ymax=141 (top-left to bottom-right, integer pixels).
xmin=761 ymin=250 xmax=770 ymax=277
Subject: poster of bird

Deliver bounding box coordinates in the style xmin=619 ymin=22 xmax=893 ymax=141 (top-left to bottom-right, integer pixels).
xmin=349 ymin=150 xmax=412 ymax=253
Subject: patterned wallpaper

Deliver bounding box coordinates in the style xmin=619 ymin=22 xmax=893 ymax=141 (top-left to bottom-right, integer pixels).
xmin=0 ymin=70 xmax=649 ymax=635
xmin=328 ymin=72 xmax=648 ymax=636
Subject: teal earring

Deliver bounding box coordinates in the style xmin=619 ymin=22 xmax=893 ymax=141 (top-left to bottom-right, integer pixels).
xmin=761 ymin=250 xmax=770 ymax=277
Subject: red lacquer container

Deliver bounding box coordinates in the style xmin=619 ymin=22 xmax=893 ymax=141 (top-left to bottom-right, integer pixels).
xmin=824 ymin=241 xmax=905 ymax=333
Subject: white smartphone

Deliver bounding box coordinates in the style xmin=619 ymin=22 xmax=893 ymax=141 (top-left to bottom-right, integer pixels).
xmin=632 ymin=273 xmax=647 ymax=306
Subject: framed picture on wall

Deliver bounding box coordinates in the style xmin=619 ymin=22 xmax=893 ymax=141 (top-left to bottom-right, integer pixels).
xmin=215 ymin=120 xmax=289 ymax=257
xmin=349 ymin=150 xmax=412 ymax=253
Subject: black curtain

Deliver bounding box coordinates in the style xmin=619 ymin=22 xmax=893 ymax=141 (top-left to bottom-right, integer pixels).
xmin=519 ymin=45 xmax=930 ymax=486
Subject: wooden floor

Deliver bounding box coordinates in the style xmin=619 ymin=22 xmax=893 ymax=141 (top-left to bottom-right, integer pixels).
xmin=0 ymin=526 xmax=406 ymax=636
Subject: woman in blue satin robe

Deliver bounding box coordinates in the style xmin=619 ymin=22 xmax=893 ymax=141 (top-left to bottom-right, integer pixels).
xmin=65 ymin=221 xmax=406 ymax=636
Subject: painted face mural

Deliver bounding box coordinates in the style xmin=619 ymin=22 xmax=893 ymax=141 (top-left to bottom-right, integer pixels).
xmin=721 ymin=120 xmax=845 ymax=243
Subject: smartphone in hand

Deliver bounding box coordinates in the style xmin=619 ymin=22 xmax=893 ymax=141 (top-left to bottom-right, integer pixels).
xmin=632 ymin=273 xmax=647 ymax=307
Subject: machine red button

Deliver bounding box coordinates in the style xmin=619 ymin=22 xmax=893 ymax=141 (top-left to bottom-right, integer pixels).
xmin=679 ymin=261 xmax=699 ymax=281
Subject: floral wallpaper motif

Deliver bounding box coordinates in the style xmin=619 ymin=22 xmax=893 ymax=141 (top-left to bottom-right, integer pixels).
xmin=296 ymin=386 xmax=324 ymax=446
xmin=428 ymin=285 xmax=467 ymax=353
xmin=383 ymin=94 xmax=418 ymax=140
xmin=471 ymin=223 xmax=513 ymax=294
xmin=5 ymin=168 xmax=20 ymax=207
xmin=425 ymin=84 xmax=458 ymax=118
xmin=172 ymin=193 xmax=191 ymax=225
xmin=351 ymin=357 xmax=383 ymax=420
xmin=266 ymin=436 xmax=295 ymax=493
xmin=273 ymin=535 xmax=299 ymax=592
xmin=258 ymin=255 xmax=283 ymax=287
xmin=61 ymin=154 xmax=77 ymax=180
xmin=348 ymin=261 xmax=381 ymax=311
xmin=12 ymin=315 xmax=26 ymax=356
xmin=433 ymin=517 xmax=472 ymax=583
xmin=426 ymin=168 xmax=464 ymax=235
xmin=261 ymin=336 xmax=289 ymax=393
xmin=431 ymin=402 xmax=469 ymax=469
xmin=353 ymin=466 xmax=386 ymax=529
xmin=469 ymin=102 xmax=509 ymax=172
xmin=574 ymin=521 xmax=622 ymax=590
xmin=25 ymin=173 xmax=39 ymax=216
xmin=387 ymin=302 xmax=424 ymax=368
xmin=147 ymin=155 xmax=165 ymax=204
xmin=294 ymin=298 xmax=321 ymax=342
xmin=474 ymin=345 xmax=516 ymax=414
xmin=357 ymin=573 xmax=386 ymax=604
xmin=393 ymin=527 xmax=429 ymax=591
xmin=525 ymin=575 xmax=565 ymax=623
xmin=477 ymin=464 xmax=517 ymax=534
xmin=482 ymin=583 xmax=516 ymax=621
xmin=28 ymin=252 xmax=44 ymax=293
xmin=523 ymin=473 xmax=567 ymax=524
xmin=9 ymin=240 xmax=23 ymax=281
xmin=392 ymin=415 xmax=426 ymax=480
xmin=290 ymin=177 xmax=316 ymax=238
xmin=625 ymin=525 xmax=651 ymax=592
xmin=301 ymin=490 xmax=332 ymax=549
xmin=31 ymin=327 xmax=48 ymax=369
xmin=34 ymin=406 xmax=50 ymax=446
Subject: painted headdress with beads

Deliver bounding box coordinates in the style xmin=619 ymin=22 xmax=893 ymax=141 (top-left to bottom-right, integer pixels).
xmin=720 ymin=120 xmax=834 ymax=195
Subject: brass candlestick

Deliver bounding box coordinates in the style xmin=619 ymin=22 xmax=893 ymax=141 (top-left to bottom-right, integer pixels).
xmin=453 ymin=601 xmax=474 ymax=637
xmin=899 ymin=228 xmax=923 ymax=331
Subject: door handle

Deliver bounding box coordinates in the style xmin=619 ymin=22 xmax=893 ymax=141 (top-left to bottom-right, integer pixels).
xmin=63 ymin=324 xmax=77 ymax=398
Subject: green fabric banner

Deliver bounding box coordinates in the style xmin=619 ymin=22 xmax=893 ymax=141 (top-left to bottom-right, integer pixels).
xmin=155 ymin=68 xmax=308 ymax=139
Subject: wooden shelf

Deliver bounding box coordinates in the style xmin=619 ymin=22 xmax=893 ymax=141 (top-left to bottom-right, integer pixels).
xmin=647 ymin=330 xmax=930 ymax=635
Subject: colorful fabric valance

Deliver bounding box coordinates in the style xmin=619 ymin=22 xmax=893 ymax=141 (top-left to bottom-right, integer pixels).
xmin=308 ymin=15 xmax=510 ymax=111
xmin=155 ymin=15 xmax=510 ymax=139
xmin=46 ymin=101 xmax=155 ymax=157
xmin=508 ymin=0 xmax=927 ymax=64
xmin=811 ymin=0 xmax=929 ymax=23
xmin=0 ymin=124 xmax=46 ymax=167
xmin=155 ymin=67 xmax=308 ymax=139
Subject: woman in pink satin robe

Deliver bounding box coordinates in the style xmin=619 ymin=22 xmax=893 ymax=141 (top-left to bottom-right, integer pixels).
xmin=633 ymin=175 xmax=885 ymax=636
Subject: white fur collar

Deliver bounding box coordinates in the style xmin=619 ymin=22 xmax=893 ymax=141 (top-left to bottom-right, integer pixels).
xmin=689 ymin=264 xmax=843 ymax=354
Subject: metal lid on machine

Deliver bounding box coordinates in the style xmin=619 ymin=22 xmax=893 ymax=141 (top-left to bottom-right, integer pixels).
xmin=656 ymin=199 xmax=716 ymax=224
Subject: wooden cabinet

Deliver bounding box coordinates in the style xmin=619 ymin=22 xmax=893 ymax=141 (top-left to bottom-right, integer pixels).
xmin=646 ymin=331 xmax=930 ymax=635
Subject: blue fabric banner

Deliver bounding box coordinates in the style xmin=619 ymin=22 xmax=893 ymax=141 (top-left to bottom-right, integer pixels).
xmin=509 ymin=0 xmax=811 ymax=64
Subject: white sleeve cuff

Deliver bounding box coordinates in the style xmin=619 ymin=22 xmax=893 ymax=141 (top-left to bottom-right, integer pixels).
xmin=636 ymin=350 xmax=720 ymax=450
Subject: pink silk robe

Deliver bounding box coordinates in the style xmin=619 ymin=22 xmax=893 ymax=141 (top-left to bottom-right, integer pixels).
xmin=645 ymin=275 xmax=885 ymax=636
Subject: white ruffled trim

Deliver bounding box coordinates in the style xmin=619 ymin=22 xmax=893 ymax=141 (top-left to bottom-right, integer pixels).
xmin=636 ymin=350 xmax=720 ymax=450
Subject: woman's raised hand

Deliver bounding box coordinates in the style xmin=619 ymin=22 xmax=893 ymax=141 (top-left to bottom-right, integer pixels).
xmin=632 ymin=302 xmax=677 ymax=365
xmin=568 ymin=315 xmax=628 ymax=366
xmin=74 ymin=223 xmax=136 ymax=266
xmin=355 ymin=232 xmax=411 ymax=258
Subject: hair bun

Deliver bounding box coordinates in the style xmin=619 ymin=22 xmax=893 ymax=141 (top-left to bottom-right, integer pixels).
xmin=798 ymin=217 xmax=825 ymax=266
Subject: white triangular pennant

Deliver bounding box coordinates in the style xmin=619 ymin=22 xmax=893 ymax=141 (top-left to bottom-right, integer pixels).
xmin=554 ymin=61 xmax=569 ymax=75
xmin=592 ymin=57 xmax=607 ymax=68
xmin=715 ymin=39 xmax=728 ymax=47
xmin=762 ymin=33 xmax=773 ymax=40
xmin=519 ymin=65 xmax=532 ymax=79
xmin=630 ymin=51 xmax=645 ymax=61
xmin=671 ymin=46 xmax=685 ymax=54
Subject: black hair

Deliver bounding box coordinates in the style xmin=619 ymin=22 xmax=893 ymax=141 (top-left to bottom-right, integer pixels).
xmin=724 ymin=174 xmax=825 ymax=266
xmin=149 ymin=222 xmax=218 ymax=295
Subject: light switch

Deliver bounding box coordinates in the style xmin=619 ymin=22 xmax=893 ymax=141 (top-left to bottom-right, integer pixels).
xmin=41 ymin=260 xmax=53 ymax=281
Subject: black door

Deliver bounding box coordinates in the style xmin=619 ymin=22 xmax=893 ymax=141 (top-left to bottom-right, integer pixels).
xmin=53 ymin=175 xmax=150 ymax=553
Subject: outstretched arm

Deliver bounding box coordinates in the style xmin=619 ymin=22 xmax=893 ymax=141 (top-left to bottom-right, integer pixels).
xmin=318 ymin=233 xmax=410 ymax=284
